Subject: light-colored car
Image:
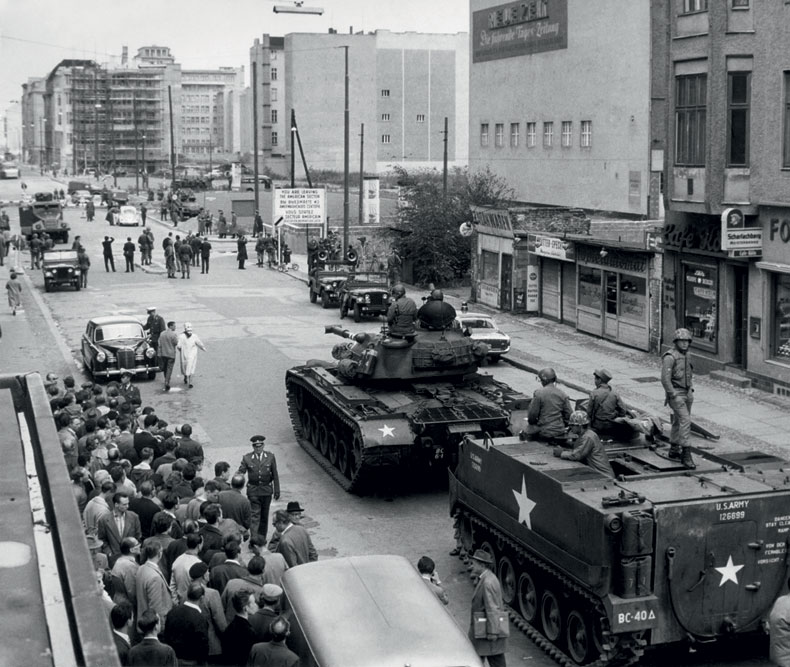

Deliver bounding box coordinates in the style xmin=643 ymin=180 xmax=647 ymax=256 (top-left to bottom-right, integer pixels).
xmin=117 ymin=205 xmax=141 ymax=226
xmin=92 ymin=194 xmax=105 ymax=208
xmin=72 ymin=190 xmax=92 ymax=206
xmin=455 ymin=312 xmax=511 ymax=362
xmin=0 ymin=162 xmax=20 ymax=179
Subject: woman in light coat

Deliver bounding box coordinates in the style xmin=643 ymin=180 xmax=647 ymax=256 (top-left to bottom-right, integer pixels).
xmin=177 ymin=322 xmax=206 ymax=388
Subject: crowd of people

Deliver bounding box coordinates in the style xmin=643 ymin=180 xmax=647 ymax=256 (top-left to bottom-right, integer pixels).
xmin=47 ymin=369 xmax=316 ymax=666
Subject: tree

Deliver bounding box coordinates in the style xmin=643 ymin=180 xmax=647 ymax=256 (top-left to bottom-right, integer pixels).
xmin=393 ymin=166 xmax=512 ymax=286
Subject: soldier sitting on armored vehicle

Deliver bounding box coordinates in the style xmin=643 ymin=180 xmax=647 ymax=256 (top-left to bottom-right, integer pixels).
xmin=524 ymin=367 xmax=572 ymax=445
xmin=417 ymin=290 xmax=456 ymax=331
xmin=586 ymin=368 xmax=631 ymax=438
xmin=553 ymin=410 xmax=614 ymax=478
xmin=386 ymin=284 xmax=417 ymax=337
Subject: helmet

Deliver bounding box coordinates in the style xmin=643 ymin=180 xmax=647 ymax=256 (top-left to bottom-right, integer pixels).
xmin=538 ymin=368 xmax=557 ymax=384
xmin=569 ymin=410 xmax=590 ymax=426
xmin=391 ymin=283 xmax=406 ymax=298
xmin=673 ymin=328 xmax=693 ymax=342
xmin=430 ymin=289 xmax=444 ymax=301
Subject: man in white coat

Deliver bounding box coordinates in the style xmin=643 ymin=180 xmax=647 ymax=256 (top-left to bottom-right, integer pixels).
xmin=177 ymin=322 xmax=206 ymax=388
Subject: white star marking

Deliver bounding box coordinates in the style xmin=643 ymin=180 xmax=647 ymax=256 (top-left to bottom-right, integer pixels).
xmin=378 ymin=424 xmax=395 ymax=438
xmin=714 ymin=555 xmax=744 ymax=586
xmin=512 ymin=475 xmax=537 ymax=529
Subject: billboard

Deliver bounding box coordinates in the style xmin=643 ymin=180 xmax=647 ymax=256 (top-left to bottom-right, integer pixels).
xmin=273 ymin=187 xmax=326 ymax=228
xmin=472 ymin=0 xmax=568 ymax=63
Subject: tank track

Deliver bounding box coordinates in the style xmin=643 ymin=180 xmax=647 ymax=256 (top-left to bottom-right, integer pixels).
xmin=463 ymin=510 xmax=646 ymax=667
xmin=286 ymin=374 xmax=372 ymax=493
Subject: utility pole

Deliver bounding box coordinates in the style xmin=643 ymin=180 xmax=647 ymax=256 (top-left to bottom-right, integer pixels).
xmin=442 ymin=116 xmax=448 ymax=198
xmin=290 ymin=109 xmax=295 ymax=188
xmin=358 ymin=123 xmax=364 ymax=224
xmin=94 ymin=70 xmax=100 ymax=174
xmin=252 ymin=61 xmax=260 ymax=214
xmin=168 ymin=86 xmax=176 ymax=192
xmin=342 ymin=45 xmax=350 ymax=254
xmin=133 ymin=93 xmax=139 ymax=193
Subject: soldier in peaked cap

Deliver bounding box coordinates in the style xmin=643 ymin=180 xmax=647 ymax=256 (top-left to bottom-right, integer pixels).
xmin=237 ymin=436 xmax=280 ymax=541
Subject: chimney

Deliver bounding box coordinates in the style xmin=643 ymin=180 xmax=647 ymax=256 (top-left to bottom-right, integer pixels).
xmin=349 ymin=25 xmax=353 ymax=34
xmin=121 ymin=46 xmax=128 ymax=66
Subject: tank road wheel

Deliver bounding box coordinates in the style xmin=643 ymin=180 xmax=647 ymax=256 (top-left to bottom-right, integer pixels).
xmin=517 ymin=572 xmax=539 ymax=623
xmin=498 ymin=556 xmax=518 ymax=607
xmin=309 ymin=286 xmax=317 ymax=303
xmin=540 ymin=590 xmax=562 ymax=643
xmin=566 ymin=609 xmax=593 ymax=665
xmin=310 ymin=414 xmax=321 ymax=448
xmin=292 ymin=386 xmax=304 ymax=411
xmin=327 ymin=430 xmax=339 ymax=465
xmin=317 ymin=422 xmax=330 ymax=457
xmin=478 ymin=540 xmax=497 ymax=571
xmin=350 ymin=434 xmax=363 ymax=474
xmin=337 ymin=437 xmax=351 ymax=477
xmin=300 ymin=410 xmax=313 ymax=441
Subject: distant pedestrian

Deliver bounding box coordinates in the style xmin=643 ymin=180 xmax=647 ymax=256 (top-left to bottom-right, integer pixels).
xmin=231 ymin=211 xmax=238 ymax=237
xmin=158 ymin=321 xmax=179 ymax=391
xmin=177 ymin=241 xmax=192 ymax=279
xmin=661 ymin=328 xmax=695 ymax=469
xmin=205 ymin=213 xmax=213 ymax=235
xmin=189 ymin=233 xmax=201 ymax=267
xmin=177 ymin=323 xmax=206 ymax=389
xmin=86 ymin=199 xmax=95 ymax=222
xmin=29 ymin=232 xmax=42 ymax=269
xmin=253 ymin=210 xmax=263 ymax=237
xmin=6 ymin=271 xmax=22 ymax=316
xmin=468 ymin=549 xmax=508 ymax=667
xmin=217 ymin=211 xmax=227 ymax=238
xmin=102 ymin=236 xmax=116 ymax=272
xmin=200 ymin=238 xmax=212 ymax=274
xmin=255 ymin=235 xmax=266 ymax=267
xmin=106 ymin=207 xmax=115 ymax=226
xmin=123 ymin=237 xmax=136 ymax=272
xmin=160 ymin=200 xmax=168 ymax=221
xmin=165 ymin=244 xmax=176 ymax=279
xmin=140 ymin=203 xmax=147 ymax=225
xmin=417 ymin=556 xmax=448 ymax=605
xmin=78 ymin=247 xmax=90 ymax=288
xmin=144 ymin=306 xmax=166 ymax=359
xmin=237 ymin=234 xmax=248 ymax=270
xmin=0 ymin=234 xmax=5 ymax=266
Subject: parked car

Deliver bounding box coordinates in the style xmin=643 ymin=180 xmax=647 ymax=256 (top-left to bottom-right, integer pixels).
xmin=117 ymin=205 xmax=141 ymax=226
xmin=81 ymin=315 xmax=158 ymax=381
xmin=0 ymin=162 xmax=20 ymax=179
xmin=308 ymin=264 xmax=350 ymax=308
xmin=338 ymin=271 xmax=390 ymax=321
xmin=67 ymin=180 xmax=91 ymax=195
xmin=72 ymin=190 xmax=92 ymax=206
xmin=110 ymin=190 xmax=130 ymax=207
xmin=171 ymin=189 xmax=202 ymax=221
xmin=42 ymin=249 xmax=81 ymax=292
xmin=454 ymin=312 xmax=511 ymax=362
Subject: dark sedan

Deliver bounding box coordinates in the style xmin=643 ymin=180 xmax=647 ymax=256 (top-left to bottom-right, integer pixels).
xmin=81 ymin=316 xmax=158 ymax=381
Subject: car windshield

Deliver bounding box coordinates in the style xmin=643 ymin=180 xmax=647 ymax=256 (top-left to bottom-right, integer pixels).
xmin=461 ymin=318 xmax=495 ymax=329
xmin=120 ymin=206 xmax=137 ymax=216
xmin=95 ymin=323 xmax=143 ymax=341
xmin=44 ymin=250 xmax=78 ymax=262
xmin=350 ymin=272 xmax=387 ymax=283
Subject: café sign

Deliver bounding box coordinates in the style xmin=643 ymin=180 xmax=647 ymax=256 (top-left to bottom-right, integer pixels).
xmin=527 ymin=234 xmax=575 ymax=261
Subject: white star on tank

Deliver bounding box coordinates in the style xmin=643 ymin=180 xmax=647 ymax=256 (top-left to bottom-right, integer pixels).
xmin=714 ymin=555 xmax=744 ymax=586
xmin=378 ymin=424 xmax=395 ymax=438
xmin=512 ymin=476 xmax=537 ymax=529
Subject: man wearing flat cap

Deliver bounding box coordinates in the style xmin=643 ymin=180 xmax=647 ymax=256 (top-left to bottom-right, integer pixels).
xmin=468 ymin=549 xmax=508 ymax=666
xmin=586 ymin=368 xmax=631 ymax=440
xmin=237 ymin=436 xmax=280 ymax=541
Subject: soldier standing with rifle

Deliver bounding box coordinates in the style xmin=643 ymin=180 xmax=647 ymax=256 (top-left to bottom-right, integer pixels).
xmin=661 ymin=328 xmax=695 ymax=469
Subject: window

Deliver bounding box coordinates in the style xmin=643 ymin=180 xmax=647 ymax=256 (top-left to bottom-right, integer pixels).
xmin=675 ymin=74 xmax=707 ymax=166
xmin=732 ymin=0 xmax=749 ymax=7
xmin=543 ymin=121 xmax=553 ymax=147
xmin=381 ymin=134 xmax=391 ymax=144
xmin=271 ymin=88 xmax=277 ymax=102
xmin=578 ymin=267 xmax=602 ymax=310
xmin=381 ymin=89 xmax=390 ymax=97
xmin=510 ymin=123 xmax=519 ymax=147
xmin=381 ymin=113 xmax=391 ymax=122
xmin=728 ymin=72 xmax=750 ymax=166
xmin=773 ymin=273 xmax=790 ymax=360
xmin=416 ymin=114 xmax=425 ymax=123
xmin=618 ymin=276 xmax=647 ymax=322
xmin=561 ymin=121 xmax=572 ymax=147
xmin=270 ymin=50 xmax=278 ymax=60
xmin=682 ymin=0 xmax=707 ymax=13
xmin=271 ymin=131 xmax=278 ymax=146
xmin=480 ymin=250 xmax=499 ymax=283
xmin=683 ymin=262 xmax=718 ymax=351
xmin=480 ymin=123 xmax=489 ymax=147
xmin=271 ymin=109 xmax=278 ymax=123
xmin=526 ymin=122 xmax=536 ymax=147
xmin=580 ymin=120 xmax=592 ymax=147
xmin=785 ymin=73 xmax=790 ymax=168
xmin=271 ymin=68 xmax=278 ymax=81
xmin=495 ymin=123 xmax=504 ymax=147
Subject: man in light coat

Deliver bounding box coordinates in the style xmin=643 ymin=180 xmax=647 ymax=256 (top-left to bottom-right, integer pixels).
xmin=272 ymin=509 xmax=317 ymax=568
xmin=136 ymin=542 xmax=173 ymax=622
xmin=468 ymin=549 xmax=508 ymax=667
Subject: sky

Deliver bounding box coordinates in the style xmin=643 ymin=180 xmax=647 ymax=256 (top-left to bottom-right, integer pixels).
xmin=0 ymin=0 xmax=470 ymax=111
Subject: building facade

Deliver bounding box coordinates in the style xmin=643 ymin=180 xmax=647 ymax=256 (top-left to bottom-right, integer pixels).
xmin=660 ymin=0 xmax=790 ymax=394
xmin=249 ymin=36 xmax=286 ymax=174
xmin=468 ymin=0 xmax=666 ymax=218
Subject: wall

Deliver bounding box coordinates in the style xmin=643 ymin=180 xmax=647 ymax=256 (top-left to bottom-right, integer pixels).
xmin=469 ymin=0 xmax=651 ymax=215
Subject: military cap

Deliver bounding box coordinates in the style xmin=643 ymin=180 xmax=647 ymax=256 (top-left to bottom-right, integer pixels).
xmin=250 ymin=435 xmax=266 ymax=443
xmin=147 ymin=306 xmax=156 ymax=312
xmin=594 ymin=368 xmax=612 ymax=383
xmin=260 ymin=584 xmax=283 ymax=603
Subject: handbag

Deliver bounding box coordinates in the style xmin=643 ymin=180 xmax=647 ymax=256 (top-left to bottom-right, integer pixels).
xmin=472 ymin=611 xmax=510 ymax=639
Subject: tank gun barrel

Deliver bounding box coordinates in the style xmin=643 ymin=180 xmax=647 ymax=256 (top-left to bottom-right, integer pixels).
xmin=324 ymin=325 xmax=353 ymax=339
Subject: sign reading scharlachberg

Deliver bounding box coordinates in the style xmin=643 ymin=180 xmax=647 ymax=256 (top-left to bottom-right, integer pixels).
xmin=472 ymin=0 xmax=568 ymax=63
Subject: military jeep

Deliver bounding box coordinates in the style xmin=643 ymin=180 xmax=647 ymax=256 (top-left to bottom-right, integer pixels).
xmin=42 ymin=249 xmax=81 ymax=292
xmin=338 ymin=271 xmax=391 ymax=322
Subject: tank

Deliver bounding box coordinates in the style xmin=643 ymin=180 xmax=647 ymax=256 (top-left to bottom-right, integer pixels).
xmin=285 ymin=301 xmax=530 ymax=493
xmin=449 ymin=433 xmax=790 ymax=665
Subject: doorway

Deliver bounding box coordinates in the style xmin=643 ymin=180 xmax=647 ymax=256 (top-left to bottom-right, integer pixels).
xmin=501 ymin=254 xmax=513 ymax=310
xmin=733 ymin=266 xmax=748 ymax=367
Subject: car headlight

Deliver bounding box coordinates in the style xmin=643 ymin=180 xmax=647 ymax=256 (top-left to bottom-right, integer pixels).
xmin=96 ymin=351 xmax=106 ymax=363
xmin=364 ymin=293 xmax=371 ymax=303
xmin=67 ymin=268 xmax=74 ymax=273
xmin=145 ymin=348 xmax=155 ymax=359
xmin=331 ymin=282 xmax=337 ymax=289
xmin=45 ymin=271 xmax=53 ymax=276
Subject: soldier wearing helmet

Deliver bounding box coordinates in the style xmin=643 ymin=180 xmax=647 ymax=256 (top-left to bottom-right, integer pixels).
xmin=586 ymin=368 xmax=631 ymax=440
xmin=553 ymin=410 xmax=613 ymax=478
xmin=525 ymin=368 xmax=572 ymax=444
xmin=386 ymin=283 xmax=418 ymax=337
xmin=661 ymin=328 xmax=695 ymax=469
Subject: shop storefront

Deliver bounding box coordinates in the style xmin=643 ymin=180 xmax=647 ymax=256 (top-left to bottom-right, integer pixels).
xmin=472 ymin=207 xmax=514 ymax=310
xmin=525 ymin=234 xmax=577 ymax=324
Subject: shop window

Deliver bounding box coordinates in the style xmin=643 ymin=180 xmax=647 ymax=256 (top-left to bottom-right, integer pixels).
xmin=773 ymin=273 xmax=790 ymax=360
xmin=675 ymin=74 xmax=707 ymax=166
xmin=578 ymin=266 xmax=602 ymax=310
xmin=480 ymin=250 xmax=499 ymax=283
xmin=727 ymin=71 xmax=750 ymax=166
xmin=619 ymin=275 xmax=647 ymax=322
xmin=683 ymin=263 xmax=718 ymax=350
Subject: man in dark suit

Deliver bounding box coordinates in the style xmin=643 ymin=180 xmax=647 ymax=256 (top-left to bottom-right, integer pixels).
xmin=97 ymin=492 xmax=142 ymax=562
xmin=129 ymin=480 xmax=160 ymax=538
xmin=218 ymin=474 xmax=252 ymax=532
xmin=237 ymin=435 xmax=279 ymax=540
xmin=248 ymin=617 xmax=299 ymax=667
xmin=162 ymin=583 xmax=209 ymax=665
xmin=174 ymin=423 xmax=204 ymax=470
xmin=222 ymin=589 xmax=260 ymax=666
xmin=110 ymin=602 xmax=134 ymax=665
xmin=199 ymin=504 xmax=224 ymax=562
xmin=272 ymin=510 xmax=317 ymax=568
xmin=134 ymin=413 xmax=163 ymax=460
xmin=128 ymin=610 xmax=177 ymax=666
xmin=209 ymin=540 xmax=247 ymax=593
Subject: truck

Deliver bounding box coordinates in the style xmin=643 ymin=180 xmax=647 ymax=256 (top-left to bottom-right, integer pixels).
xmin=19 ymin=192 xmax=69 ymax=243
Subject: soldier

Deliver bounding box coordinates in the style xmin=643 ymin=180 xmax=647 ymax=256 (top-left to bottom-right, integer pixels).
xmin=386 ymin=284 xmax=417 ymax=337
xmin=661 ymin=328 xmax=695 ymax=469
xmin=177 ymin=240 xmax=193 ymax=279
xmin=525 ymin=368 xmax=571 ymax=445
xmin=77 ymin=246 xmax=91 ymax=288
xmin=553 ymin=410 xmax=613 ymax=478
xmin=29 ymin=232 xmax=42 ymax=269
xmin=586 ymin=368 xmax=631 ymax=440
xmin=144 ymin=307 xmax=166 ymax=362
xmin=236 ymin=435 xmax=280 ymax=541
